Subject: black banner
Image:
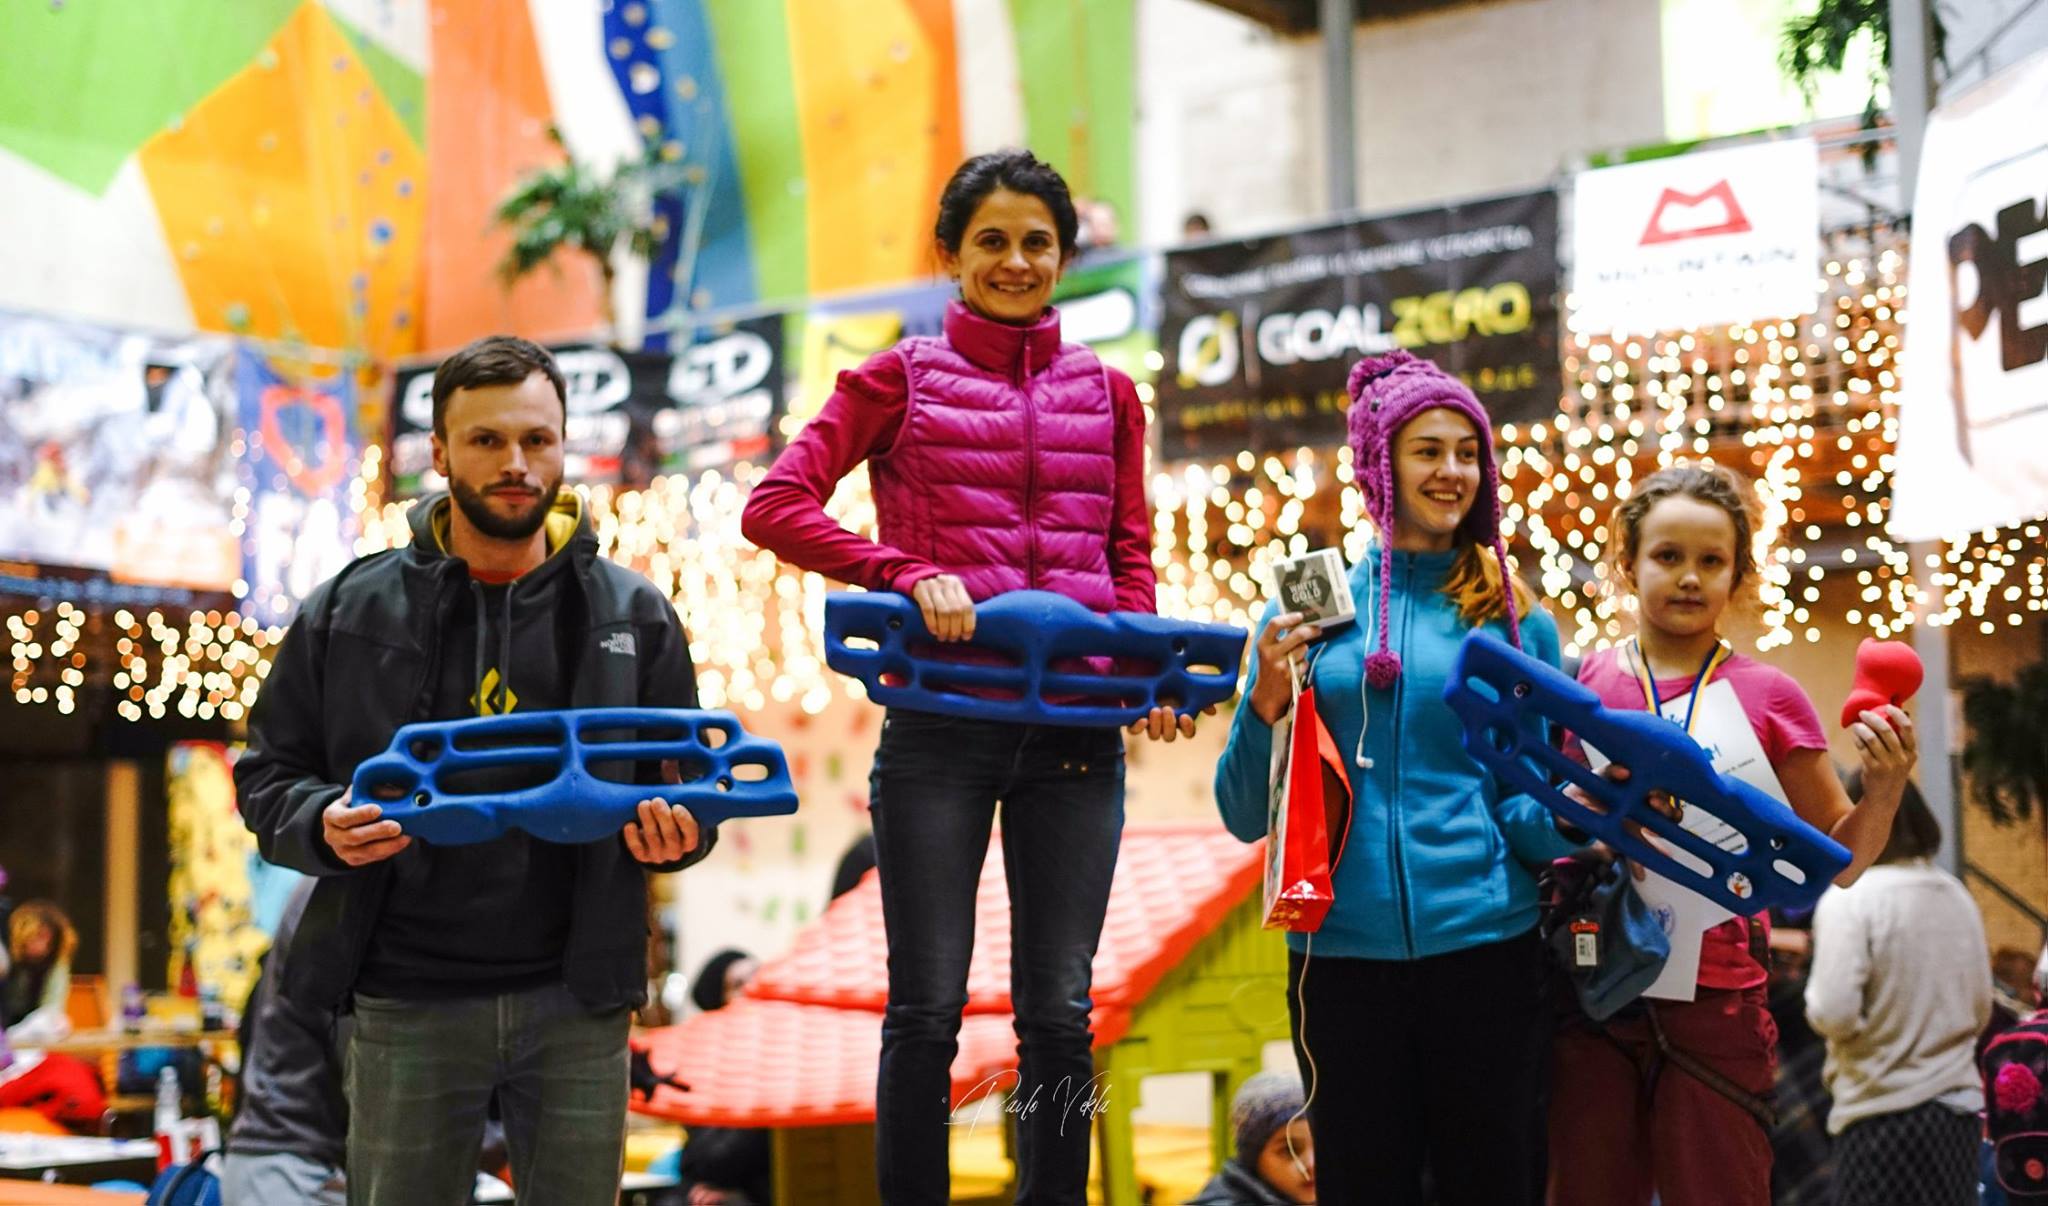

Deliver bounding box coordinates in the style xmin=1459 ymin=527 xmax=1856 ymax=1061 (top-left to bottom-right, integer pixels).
xmin=390 ymin=314 xmax=785 ymax=496
xmin=1157 ymin=190 xmax=1561 ymax=459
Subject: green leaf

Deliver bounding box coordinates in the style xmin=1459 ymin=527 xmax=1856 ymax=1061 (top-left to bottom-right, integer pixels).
xmin=1777 ymin=0 xmax=1948 ymax=117
xmin=1961 ymin=661 xmax=2048 ymax=834
xmin=489 ymin=136 xmax=701 ymax=295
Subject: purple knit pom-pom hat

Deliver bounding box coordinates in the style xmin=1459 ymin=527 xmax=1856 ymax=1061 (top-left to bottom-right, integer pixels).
xmin=1345 ymin=349 xmax=1522 ymax=688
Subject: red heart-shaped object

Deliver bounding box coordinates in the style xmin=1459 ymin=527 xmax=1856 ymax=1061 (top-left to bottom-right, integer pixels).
xmin=1840 ymin=638 xmax=1923 ymax=729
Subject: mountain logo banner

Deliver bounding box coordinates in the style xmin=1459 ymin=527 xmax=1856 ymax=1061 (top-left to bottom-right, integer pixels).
xmin=1572 ymin=138 xmax=1819 ymax=336
xmin=1638 ymin=179 xmax=1754 ymax=244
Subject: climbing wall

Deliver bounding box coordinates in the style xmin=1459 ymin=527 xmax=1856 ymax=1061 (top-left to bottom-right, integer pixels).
xmin=0 ymin=0 xmax=1137 ymax=359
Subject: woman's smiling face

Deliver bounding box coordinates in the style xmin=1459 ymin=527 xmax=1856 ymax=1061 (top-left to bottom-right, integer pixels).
xmin=936 ymin=187 xmax=1067 ymax=324
xmin=1389 ymin=407 xmax=1482 ymax=551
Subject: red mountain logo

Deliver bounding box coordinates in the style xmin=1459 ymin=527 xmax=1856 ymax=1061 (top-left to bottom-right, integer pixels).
xmin=1639 ymin=179 xmax=1753 ymax=245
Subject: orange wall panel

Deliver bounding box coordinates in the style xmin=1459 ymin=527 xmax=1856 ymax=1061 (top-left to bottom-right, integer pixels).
xmin=421 ymin=0 xmax=604 ymax=353
xmin=138 ymin=3 xmax=426 ymax=360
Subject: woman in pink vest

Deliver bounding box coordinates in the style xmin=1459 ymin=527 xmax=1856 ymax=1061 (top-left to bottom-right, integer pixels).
xmin=741 ymin=150 xmax=1183 ymax=1205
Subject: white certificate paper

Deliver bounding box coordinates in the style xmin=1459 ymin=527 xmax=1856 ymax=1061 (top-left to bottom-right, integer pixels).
xmin=1583 ymin=678 xmax=1787 ymax=1001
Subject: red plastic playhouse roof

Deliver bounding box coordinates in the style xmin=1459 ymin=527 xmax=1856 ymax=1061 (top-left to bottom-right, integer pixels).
xmin=633 ymin=822 xmax=1263 ymax=1128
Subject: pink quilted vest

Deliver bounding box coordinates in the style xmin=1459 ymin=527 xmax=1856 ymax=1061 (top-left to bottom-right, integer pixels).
xmin=870 ymin=301 xmax=1119 ymax=612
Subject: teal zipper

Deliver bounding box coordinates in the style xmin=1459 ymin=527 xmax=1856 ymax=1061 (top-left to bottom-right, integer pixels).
xmin=1389 ymin=553 xmax=1416 ymax=959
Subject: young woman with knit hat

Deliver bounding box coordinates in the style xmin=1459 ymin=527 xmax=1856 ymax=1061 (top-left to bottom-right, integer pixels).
xmin=1214 ymin=350 xmax=1585 ymax=1206
xmin=741 ymin=149 xmax=1188 ymax=1205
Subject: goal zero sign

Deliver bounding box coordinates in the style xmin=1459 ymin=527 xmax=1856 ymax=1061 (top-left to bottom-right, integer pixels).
xmin=1158 ymin=190 xmax=1560 ymax=458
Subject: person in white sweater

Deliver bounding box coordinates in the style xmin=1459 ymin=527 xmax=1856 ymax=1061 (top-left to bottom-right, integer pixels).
xmin=1806 ymin=775 xmax=1992 ymax=1206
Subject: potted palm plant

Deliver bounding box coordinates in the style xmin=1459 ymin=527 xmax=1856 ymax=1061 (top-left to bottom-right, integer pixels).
xmin=1960 ymin=645 xmax=2048 ymax=837
xmin=1779 ymin=0 xmax=1948 ymax=133
xmin=492 ymin=126 xmax=689 ymax=349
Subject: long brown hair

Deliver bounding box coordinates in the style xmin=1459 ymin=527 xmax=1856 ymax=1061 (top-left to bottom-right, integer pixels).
xmin=1843 ymin=768 xmax=1943 ymax=864
xmin=1443 ymin=543 xmax=1535 ymax=628
xmin=9 ymin=900 xmax=77 ymax=969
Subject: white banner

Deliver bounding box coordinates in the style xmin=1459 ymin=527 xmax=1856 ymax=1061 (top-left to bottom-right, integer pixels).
xmin=1891 ymin=48 xmax=2048 ymax=542
xmin=1571 ymin=138 xmax=1821 ymax=336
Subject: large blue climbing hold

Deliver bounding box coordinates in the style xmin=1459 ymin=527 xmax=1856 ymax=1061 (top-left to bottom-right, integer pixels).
xmin=1443 ymin=632 xmax=1848 ymax=915
xmin=351 ymin=708 xmax=798 ymax=846
xmin=823 ymin=590 xmax=1248 ymax=728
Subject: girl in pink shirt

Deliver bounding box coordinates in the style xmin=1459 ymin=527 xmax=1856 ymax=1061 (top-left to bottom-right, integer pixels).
xmin=1547 ymin=463 xmax=1917 ymax=1206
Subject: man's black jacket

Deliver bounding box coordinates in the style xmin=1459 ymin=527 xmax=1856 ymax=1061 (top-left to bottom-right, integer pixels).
xmin=235 ymin=492 xmax=714 ymax=1015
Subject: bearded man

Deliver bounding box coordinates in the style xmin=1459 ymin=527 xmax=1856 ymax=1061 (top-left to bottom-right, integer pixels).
xmin=237 ymin=335 xmax=715 ymax=1206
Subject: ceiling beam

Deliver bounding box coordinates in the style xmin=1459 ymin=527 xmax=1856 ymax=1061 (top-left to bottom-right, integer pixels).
xmin=1188 ymin=0 xmax=1512 ymax=36
xmin=1190 ymin=0 xmax=1319 ymax=35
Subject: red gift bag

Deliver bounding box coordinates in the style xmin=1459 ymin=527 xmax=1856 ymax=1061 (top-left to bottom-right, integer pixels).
xmin=1262 ymin=660 xmax=1354 ymax=931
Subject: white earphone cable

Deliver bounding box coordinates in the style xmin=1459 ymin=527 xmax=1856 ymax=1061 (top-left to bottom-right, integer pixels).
xmin=1286 ymin=931 xmax=1315 ymax=1182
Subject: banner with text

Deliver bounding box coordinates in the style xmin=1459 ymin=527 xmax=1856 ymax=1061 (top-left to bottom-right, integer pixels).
xmin=1892 ymin=48 xmax=2048 ymax=540
xmin=1053 ymin=253 xmax=1158 ymax=383
xmin=1157 ymin=190 xmax=1560 ymax=459
xmin=1572 ymin=137 xmax=1821 ymax=336
xmin=389 ymin=315 xmax=785 ymax=496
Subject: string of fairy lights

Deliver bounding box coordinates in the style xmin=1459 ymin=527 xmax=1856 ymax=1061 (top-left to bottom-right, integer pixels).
xmin=1523 ymin=246 xmax=1915 ymax=656
xmin=6 ymin=603 xmax=279 ymax=722
xmin=1142 ymin=244 xmax=1928 ymax=660
xmin=7 ymin=242 xmax=2048 ymax=721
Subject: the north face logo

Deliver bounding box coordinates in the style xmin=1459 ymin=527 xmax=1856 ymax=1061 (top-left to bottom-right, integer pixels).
xmin=601 ymin=632 xmax=637 ymax=657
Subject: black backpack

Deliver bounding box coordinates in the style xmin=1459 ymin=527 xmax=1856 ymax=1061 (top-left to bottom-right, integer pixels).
xmin=1985 ymin=1013 xmax=2048 ymax=1202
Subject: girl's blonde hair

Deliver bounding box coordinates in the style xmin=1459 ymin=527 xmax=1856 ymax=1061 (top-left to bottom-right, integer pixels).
xmin=1444 ymin=542 xmax=1535 ymax=628
xmin=9 ymin=899 xmax=78 ymax=968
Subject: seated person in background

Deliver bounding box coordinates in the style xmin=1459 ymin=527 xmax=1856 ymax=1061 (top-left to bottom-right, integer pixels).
xmin=1192 ymin=1072 xmax=1317 ymax=1205
xmin=2 ymin=901 xmax=76 ymax=1043
xmin=829 ymin=833 xmax=877 ymax=903
xmin=0 ymin=900 xmax=103 ymax=1131
xmin=678 ymin=949 xmax=769 ymax=1204
xmin=222 ymin=880 xmax=348 ymax=1206
xmin=1979 ymin=945 xmax=2042 ymax=1068
xmin=690 ymin=949 xmax=758 ymax=1015
xmin=1995 ymin=945 xmax=2041 ymax=1018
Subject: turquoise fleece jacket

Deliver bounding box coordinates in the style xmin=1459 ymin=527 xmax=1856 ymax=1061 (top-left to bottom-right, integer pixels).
xmin=1214 ymin=546 xmax=1584 ymax=960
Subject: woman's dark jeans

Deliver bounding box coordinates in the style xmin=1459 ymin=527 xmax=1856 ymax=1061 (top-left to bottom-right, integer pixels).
xmin=868 ymin=707 xmax=1125 ymax=1205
